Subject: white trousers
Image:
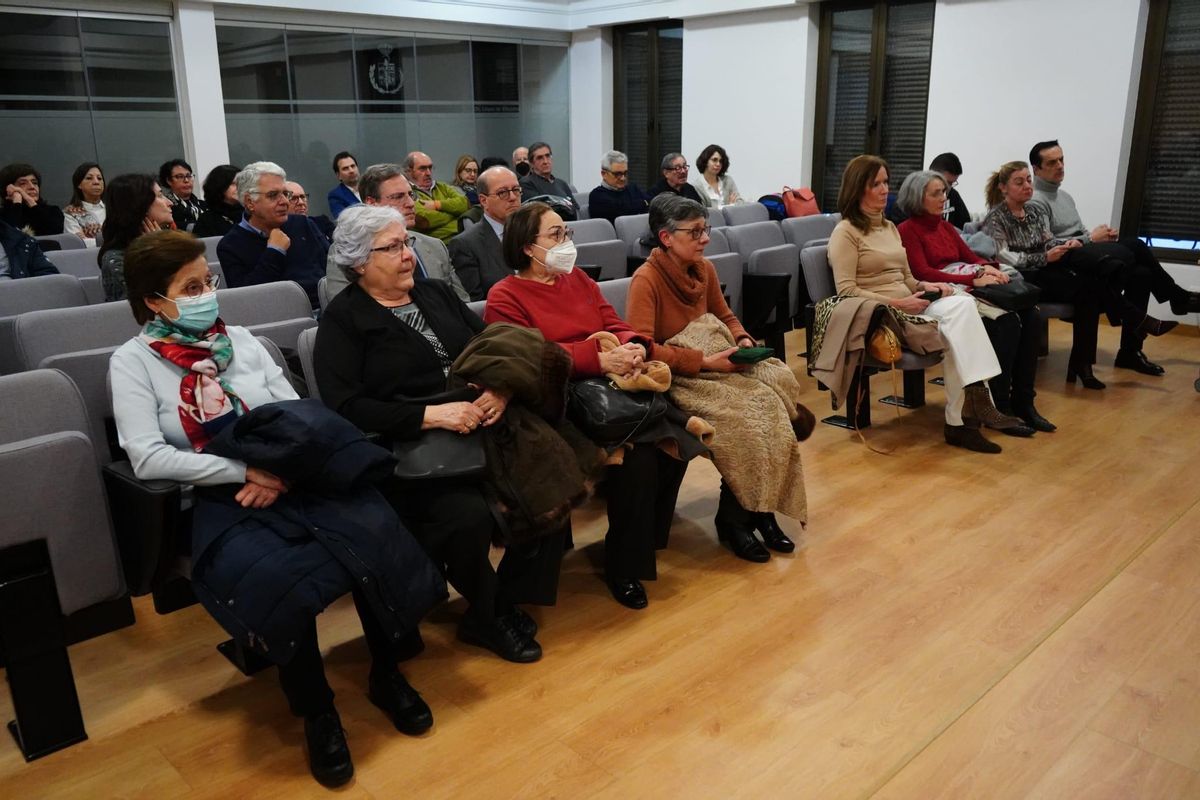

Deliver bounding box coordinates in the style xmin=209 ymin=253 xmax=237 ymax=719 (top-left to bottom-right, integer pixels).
xmin=920 ymin=294 xmax=1001 ymax=425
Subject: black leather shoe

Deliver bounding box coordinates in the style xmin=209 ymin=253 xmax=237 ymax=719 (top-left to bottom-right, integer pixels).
xmin=1114 ymin=349 xmax=1165 ymax=376
xmin=304 ymin=710 xmax=354 ymax=788
xmin=944 ymin=424 xmax=1001 ymax=454
xmin=998 ymin=423 xmax=1036 ymax=437
xmin=716 ymin=519 xmax=770 ymax=563
xmin=509 ymin=606 xmax=538 ymax=639
xmin=1169 ymin=291 xmax=1200 ymax=315
xmin=606 ymin=577 xmax=648 ymax=609
xmin=458 ymin=615 xmax=542 ymax=663
xmin=1015 ymin=405 xmax=1056 ymax=433
xmin=753 ymin=512 xmax=795 ymax=553
xmin=368 ymin=671 xmax=433 ymax=735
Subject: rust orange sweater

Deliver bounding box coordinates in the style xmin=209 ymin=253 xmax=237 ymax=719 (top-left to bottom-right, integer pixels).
xmin=626 ymin=248 xmax=749 ymax=376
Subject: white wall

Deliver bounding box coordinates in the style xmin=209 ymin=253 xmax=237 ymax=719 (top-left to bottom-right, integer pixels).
xmin=568 ymin=27 xmax=613 ymax=191
xmin=924 ymin=0 xmax=1147 ymax=228
xmin=680 ymin=5 xmax=820 ymax=202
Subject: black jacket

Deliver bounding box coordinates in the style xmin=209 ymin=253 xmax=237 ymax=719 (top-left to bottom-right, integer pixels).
xmin=647 ymin=178 xmax=704 ymax=205
xmin=195 ymin=399 xmax=447 ymax=665
xmin=1 ymin=200 xmax=64 ymax=236
xmin=216 ymin=214 xmax=329 ymax=307
xmin=0 ymin=219 xmax=58 ymax=278
xmin=587 ymin=183 xmax=649 ymax=225
xmin=314 ymin=279 xmax=485 ymax=440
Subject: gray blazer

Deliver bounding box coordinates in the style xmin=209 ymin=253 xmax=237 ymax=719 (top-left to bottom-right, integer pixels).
xmin=325 ymin=230 xmax=468 ymax=302
xmin=448 ymin=219 xmax=513 ymax=301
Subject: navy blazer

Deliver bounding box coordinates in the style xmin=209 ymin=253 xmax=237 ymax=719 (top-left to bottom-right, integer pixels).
xmin=327 ymin=184 xmax=360 ymax=219
xmin=216 ymin=214 xmax=328 ymax=307
xmin=0 ymin=220 xmax=58 ymax=278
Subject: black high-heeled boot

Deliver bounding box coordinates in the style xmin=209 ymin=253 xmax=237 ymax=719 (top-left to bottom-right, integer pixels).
xmin=715 ymin=484 xmax=769 ymax=563
xmin=753 ymin=512 xmax=795 ymax=553
xmin=1066 ymin=360 xmax=1106 ymax=390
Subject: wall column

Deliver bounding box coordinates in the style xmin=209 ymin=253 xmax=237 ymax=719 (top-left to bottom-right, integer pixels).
xmin=171 ymin=1 xmax=230 ymax=179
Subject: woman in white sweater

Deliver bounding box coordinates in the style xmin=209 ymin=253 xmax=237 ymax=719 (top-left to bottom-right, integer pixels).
xmin=691 ymin=143 xmax=742 ymax=208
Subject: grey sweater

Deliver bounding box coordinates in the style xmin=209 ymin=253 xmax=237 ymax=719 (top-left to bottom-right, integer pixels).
xmin=1028 ymin=176 xmax=1089 ymax=242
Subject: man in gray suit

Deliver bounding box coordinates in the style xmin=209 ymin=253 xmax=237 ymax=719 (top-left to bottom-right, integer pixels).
xmin=449 ymin=166 xmax=522 ymax=301
xmin=324 ymin=163 xmax=469 ymax=302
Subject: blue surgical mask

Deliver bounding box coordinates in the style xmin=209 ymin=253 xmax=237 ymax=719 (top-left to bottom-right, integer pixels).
xmin=164 ymin=292 xmax=219 ymax=334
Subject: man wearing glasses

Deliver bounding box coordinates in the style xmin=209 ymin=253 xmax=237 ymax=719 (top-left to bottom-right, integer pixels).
xmin=587 ymin=150 xmax=648 ymax=225
xmin=324 ymin=164 xmax=469 ymax=302
xmin=286 ymin=180 xmax=335 ymax=242
xmin=403 ymin=151 xmax=470 ymax=244
xmin=929 ymin=152 xmax=971 ymax=229
xmin=449 ymin=166 xmax=523 ymax=300
xmin=217 ymin=161 xmax=329 ymax=310
xmin=518 ymin=142 xmax=576 ymax=204
xmin=647 ymin=153 xmax=704 ymax=204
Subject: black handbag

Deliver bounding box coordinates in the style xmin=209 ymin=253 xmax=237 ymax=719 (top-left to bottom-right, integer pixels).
xmin=972 ymin=280 xmax=1041 ymax=312
xmin=567 ymin=377 xmax=667 ymax=447
xmin=391 ymin=389 xmax=487 ymax=480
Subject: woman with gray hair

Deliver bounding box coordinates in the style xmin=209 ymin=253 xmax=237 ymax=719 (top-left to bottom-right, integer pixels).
xmin=314 ymin=203 xmax=553 ymax=666
xmin=896 ymin=170 xmax=1051 ymax=433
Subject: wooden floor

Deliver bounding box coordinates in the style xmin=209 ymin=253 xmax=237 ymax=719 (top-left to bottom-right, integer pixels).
xmin=4 ymin=322 xmax=1200 ymax=799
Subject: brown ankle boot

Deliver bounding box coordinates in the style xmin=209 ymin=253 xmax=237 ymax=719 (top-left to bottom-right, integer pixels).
xmin=962 ymin=384 xmax=1026 ymax=430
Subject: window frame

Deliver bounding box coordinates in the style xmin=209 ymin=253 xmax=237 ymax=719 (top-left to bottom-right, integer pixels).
xmin=612 ymin=19 xmax=684 ymax=190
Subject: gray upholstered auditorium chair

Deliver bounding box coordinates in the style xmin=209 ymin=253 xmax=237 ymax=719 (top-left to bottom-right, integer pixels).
xmin=780 ymin=213 xmax=842 ymax=252
xmin=0 ymin=274 xmax=91 ymax=374
xmin=297 ymin=326 xmax=321 ymax=403
xmin=36 ymin=233 xmax=86 ymax=251
xmin=800 ymin=244 xmax=943 ymax=429
xmin=45 ymin=247 xmax=102 ymax=281
xmin=0 ymin=368 xmax=132 ymax=760
xmin=723 ymin=221 xmax=802 ymax=318
xmin=200 ymin=235 xmax=221 ymax=264
xmin=212 ymin=280 xmax=316 ymax=351
xmin=721 ymin=203 xmax=769 ymax=226
xmin=566 ymin=219 xmax=626 ymax=281
xmin=598 ymin=276 xmax=632 ymax=319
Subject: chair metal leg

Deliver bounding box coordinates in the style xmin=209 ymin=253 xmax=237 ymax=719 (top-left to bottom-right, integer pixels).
xmin=880 ymin=369 xmax=928 ymax=409
xmin=928 ymin=376 xmax=945 ymax=386
xmin=823 ymin=369 xmax=872 ymax=429
xmin=0 ymin=541 xmax=88 ymax=761
xmin=1039 ymin=314 xmax=1050 ymax=357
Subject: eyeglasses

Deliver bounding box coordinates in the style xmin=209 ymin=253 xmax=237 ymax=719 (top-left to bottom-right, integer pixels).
xmin=171 ymin=173 xmax=194 ymax=181
xmin=370 ymin=237 xmax=416 ymax=256
xmin=488 ymin=187 xmax=522 ymax=200
xmin=383 ymin=191 xmax=414 ymax=203
xmin=169 ymin=274 xmax=220 ymax=300
xmin=673 ymin=224 xmax=711 ymax=241
xmin=604 ymin=169 xmax=629 ymax=180
xmin=538 ymin=226 xmax=575 ymax=244
xmin=668 ymin=164 xmax=689 ymax=173
xmin=255 ymin=189 xmax=289 ymax=201
xmin=287 ymin=192 xmax=309 ymax=202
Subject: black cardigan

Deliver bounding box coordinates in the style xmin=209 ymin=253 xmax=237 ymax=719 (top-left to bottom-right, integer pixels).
xmin=314 ymin=279 xmax=485 ymax=440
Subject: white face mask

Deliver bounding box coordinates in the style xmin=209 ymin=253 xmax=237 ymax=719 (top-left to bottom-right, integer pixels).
xmin=534 ymin=240 xmax=577 ymax=273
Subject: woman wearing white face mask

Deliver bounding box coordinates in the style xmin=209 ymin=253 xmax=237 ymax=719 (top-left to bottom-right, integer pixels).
xmin=485 ymin=202 xmax=692 ymax=611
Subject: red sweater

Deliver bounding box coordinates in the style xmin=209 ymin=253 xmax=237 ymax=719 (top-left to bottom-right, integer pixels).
xmin=483 ymin=270 xmax=650 ymax=378
xmin=897 ymin=213 xmax=987 ymax=287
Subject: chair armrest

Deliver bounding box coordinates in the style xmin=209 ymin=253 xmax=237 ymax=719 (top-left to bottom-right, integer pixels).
xmin=102 ymin=461 xmax=183 ymax=597
xmin=742 ymin=273 xmax=792 ymax=359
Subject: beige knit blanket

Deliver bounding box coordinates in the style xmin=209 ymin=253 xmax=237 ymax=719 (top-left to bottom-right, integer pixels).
xmin=665 ymin=314 xmax=807 ymax=523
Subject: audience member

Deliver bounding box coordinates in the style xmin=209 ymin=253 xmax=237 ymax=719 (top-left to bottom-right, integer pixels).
xmin=626 ymin=194 xmax=811 ymax=562
xmin=159 ymin=159 xmax=207 ymax=230
xmin=897 ymin=170 xmax=1048 ymax=434
xmin=324 ymin=163 xmax=468 ymax=302
xmin=512 ymin=146 xmax=530 ymax=177
xmin=929 ymin=152 xmax=972 ymax=229
xmin=404 ymin=151 xmax=469 ymax=243
xmin=327 ymin=151 xmax=361 ymax=219
xmin=1 ymin=162 xmax=64 ymax=236
xmin=587 ymin=150 xmax=648 ymax=225
xmin=452 ymin=155 xmax=480 ymax=205
xmin=286 ymin=180 xmax=334 ymax=241
xmin=98 ymin=174 xmax=175 ymax=301
xmin=217 ymin=162 xmax=328 ymax=308
xmin=62 ymin=162 xmax=106 ymax=242
xmin=829 ymin=155 xmax=1023 ymax=453
xmin=982 ymin=160 xmax=1175 ymax=389
xmin=317 ymin=204 xmax=561 ymax=661
xmin=691 ymin=144 xmax=742 ymax=208
xmin=449 ymin=166 xmax=521 ymax=300
xmin=192 ymin=165 xmax=243 ymax=239
xmin=647 ymin=154 xmax=704 ymax=204
xmin=111 ymin=229 xmax=443 ymax=788
xmin=518 ymin=142 xmax=574 ymax=201
xmin=0 ymin=218 xmax=59 ymax=279
xmin=1028 ymin=140 xmax=1199 ymax=373
xmin=480 ymin=156 xmax=507 ymax=172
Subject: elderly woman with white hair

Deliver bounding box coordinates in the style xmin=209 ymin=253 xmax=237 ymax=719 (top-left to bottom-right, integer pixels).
xmin=314 ymin=203 xmax=561 ymax=667
xmin=587 ymin=150 xmax=649 ymax=225
xmin=896 ymin=170 xmax=1051 ymax=434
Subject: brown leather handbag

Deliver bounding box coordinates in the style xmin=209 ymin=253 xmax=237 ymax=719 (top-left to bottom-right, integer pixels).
xmin=867 ymin=325 xmax=902 ymax=365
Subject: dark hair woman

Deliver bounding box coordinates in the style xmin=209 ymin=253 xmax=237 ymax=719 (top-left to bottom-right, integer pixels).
xmin=63 ymin=162 xmax=106 ymax=241
xmin=158 ymin=158 xmax=207 ymax=230
xmin=191 ymin=164 xmax=243 ymax=238
xmin=1 ymin=162 xmax=64 ymax=236
xmin=691 ymin=144 xmax=741 ymax=208
xmin=98 ymin=174 xmax=175 ymax=301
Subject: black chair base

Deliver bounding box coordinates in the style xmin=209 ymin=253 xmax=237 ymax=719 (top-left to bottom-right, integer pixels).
xmin=879 ymin=369 xmax=928 ymax=409
xmin=152 ymin=576 xmax=197 ymax=615
xmin=64 ymin=596 xmax=135 ymax=646
xmin=821 ymin=414 xmax=860 ymax=430
xmin=217 ymin=638 xmax=273 ymax=676
xmin=0 ymin=541 xmax=88 ymax=762
xmin=743 ymin=273 xmax=792 ymax=359
xmin=929 ymin=376 xmax=945 ymax=386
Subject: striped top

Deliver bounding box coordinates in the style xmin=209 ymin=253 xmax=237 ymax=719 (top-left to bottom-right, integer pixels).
xmin=389 ymin=303 xmax=453 ymax=375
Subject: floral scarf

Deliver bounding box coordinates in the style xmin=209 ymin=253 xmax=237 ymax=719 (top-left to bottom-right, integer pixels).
xmin=141 ymin=318 xmax=247 ymax=452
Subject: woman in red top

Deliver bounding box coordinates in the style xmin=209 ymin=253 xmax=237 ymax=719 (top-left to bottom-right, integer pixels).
xmin=897 ymin=170 xmax=1053 ymax=433
xmin=484 ymin=202 xmax=688 ymax=611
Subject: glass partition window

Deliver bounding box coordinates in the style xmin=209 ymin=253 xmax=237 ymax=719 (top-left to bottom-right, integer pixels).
xmin=218 ymin=25 xmax=570 ymax=216
xmin=0 ymin=11 xmax=184 ymax=208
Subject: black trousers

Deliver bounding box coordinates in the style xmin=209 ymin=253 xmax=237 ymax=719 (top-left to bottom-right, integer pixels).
xmin=382 ymin=476 xmax=566 ymax=620
xmin=603 ymin=445 xmax=689 ymax=579
xmin=1026 ymin=262 xmax=1106 ymax=366
xmin=982 ymin=307 xmax=1039 ymax=411
xmin=277 ymin=587 xmax=412 ymax=717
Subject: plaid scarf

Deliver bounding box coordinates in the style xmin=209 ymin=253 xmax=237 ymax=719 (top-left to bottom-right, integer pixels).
xmin=141 ymin=318 xmax=248 ymax=452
